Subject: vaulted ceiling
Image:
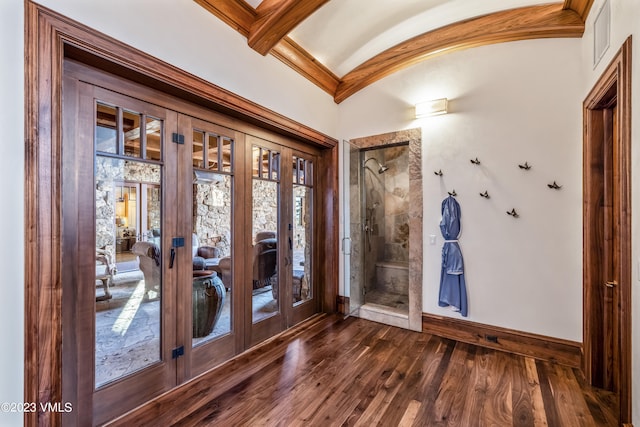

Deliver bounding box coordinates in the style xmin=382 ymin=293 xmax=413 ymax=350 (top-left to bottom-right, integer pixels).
xmin=194 ymin=0 xmax=594 ymax=103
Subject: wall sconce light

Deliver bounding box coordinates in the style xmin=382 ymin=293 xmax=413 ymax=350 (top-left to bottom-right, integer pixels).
xmin=415 ymin=98 xmax=448 ymax=118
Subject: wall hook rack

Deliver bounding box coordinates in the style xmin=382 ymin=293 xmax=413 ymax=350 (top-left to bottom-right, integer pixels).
xmin=448 ymin=189 xmax=457 ymax=197
xmin=479 ymin=190 xmax=490 ymax=199
xmin=507 ymin=208 xmax=519 ymax=218
xmin=470 ymin=157 xmax=481 ymax=165
xmin=547 ymin=181 xmax=562 ymax=190
xmin=518 ymin=162 xmax=532 ymax=170
xmin=434 ymin=169 xmax=443 ymax=176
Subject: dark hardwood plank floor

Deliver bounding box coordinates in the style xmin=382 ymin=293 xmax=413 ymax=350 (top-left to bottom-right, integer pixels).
xmin=172 ymin=315 xmax=618 ymax=426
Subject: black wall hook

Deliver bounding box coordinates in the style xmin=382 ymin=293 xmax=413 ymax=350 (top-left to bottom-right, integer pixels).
xmin=479 ymin=190 xmax=490 ymax=199
xmin=448 ymin=189 xmax=457 ymax=197
xmin=507 ymin=208 xmax=519 ymax=218
xmin=547 ymin=181 xmax=562 ymax=190
xmin=518 ymin=162 xmax=532 ymax=170
xmin=434 ymin=169 xmax=443 ymax=176
xmin=470 ymin=157 xmax=481 ymax=165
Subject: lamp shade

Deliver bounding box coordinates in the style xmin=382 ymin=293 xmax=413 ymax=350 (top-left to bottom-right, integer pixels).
xmin=415 ymin=98 xmax=448 ymax=118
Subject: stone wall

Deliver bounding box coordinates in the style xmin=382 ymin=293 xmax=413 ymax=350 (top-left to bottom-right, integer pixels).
xmin=193 ymin=175 xmax=232 ymax=257
xmin=95 ymin=157 xmax=160 ymax=260
xmin=252 ymin=180 xmax=278 ymax=240
xmin=382 ymin=145 xmax=410 ymax=263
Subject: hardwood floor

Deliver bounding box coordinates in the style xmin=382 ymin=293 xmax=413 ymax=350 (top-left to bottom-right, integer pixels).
xmin=146 ymin=314 xmax=618 ymax=426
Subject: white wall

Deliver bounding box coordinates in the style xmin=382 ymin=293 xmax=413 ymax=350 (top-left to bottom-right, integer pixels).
xmin=0 ymin=2 xmax=24 ymax=426
xmin=580 ymin=1 xmax=640 ymax=423
xmin=35 ymin=0 xmax=339 ymax=137
xmin=338 ymin=39 xmax=584 ymax=342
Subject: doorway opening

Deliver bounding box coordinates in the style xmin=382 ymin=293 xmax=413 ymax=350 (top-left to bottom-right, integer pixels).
xmin=360 ymin=144 xmax=410 ymax=310
xmin=583 ymin=37 xmax=632 ymax=425
xmin=345 ymin=129 xmax=422 ymax=331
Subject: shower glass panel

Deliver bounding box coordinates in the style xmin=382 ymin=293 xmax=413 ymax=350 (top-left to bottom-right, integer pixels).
xmin=346 ymin=141 xmax=363 ymax=315
xmin=359 ymin=144 xmax=410 ymax=311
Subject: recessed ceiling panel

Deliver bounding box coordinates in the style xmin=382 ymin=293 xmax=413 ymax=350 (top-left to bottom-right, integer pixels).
xmin=290 ymin=0 xmax=559 ymax=76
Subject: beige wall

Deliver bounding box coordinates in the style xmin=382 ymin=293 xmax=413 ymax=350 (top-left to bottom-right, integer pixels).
xmin=0 ymin=2 xmax=24 ymax=425
xmin=338 ymin=38 xmax=584 ymax=341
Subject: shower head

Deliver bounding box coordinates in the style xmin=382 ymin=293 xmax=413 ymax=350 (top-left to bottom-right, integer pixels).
xmin=363 ymin=157 xmax=389 ymax=174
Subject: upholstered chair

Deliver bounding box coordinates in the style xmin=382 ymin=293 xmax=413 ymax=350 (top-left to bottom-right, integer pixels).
xmin=252 ymin=237 xmax=278 ymax=295
xmin=131 ymin=241 xmax=161 ymax=299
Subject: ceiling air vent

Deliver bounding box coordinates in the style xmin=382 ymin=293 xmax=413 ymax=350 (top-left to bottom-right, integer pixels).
xmin=593 ymin=0 xmax=610 ymax=68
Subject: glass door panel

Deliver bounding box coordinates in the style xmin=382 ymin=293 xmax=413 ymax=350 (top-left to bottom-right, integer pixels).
xmin=185 ymin=116 xmax=240 ymax=377
xmin=191 ymin=129 xmax=233 ymax=347
xmin=95 ymin=157 xmax=162 ymax=388
xmin=251 ymin=145 xmax=281 ymax=324
xmin=292 ymin=156 xmax=313 ymax=306
xmin=79 ymin=83 xmax=177 ymax=426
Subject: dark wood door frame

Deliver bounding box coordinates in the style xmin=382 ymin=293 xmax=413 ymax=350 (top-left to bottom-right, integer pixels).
xmin=583 ymin=36 xmax=632 ymax=425
xmin=24 ymin=2 xmax=338 ymax=425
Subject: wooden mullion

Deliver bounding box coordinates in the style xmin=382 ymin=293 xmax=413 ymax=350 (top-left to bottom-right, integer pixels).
xmin=140 ymin=113 xmax=147 ymax=159
xmin=117 ymin=107 xmax=124 ymax=155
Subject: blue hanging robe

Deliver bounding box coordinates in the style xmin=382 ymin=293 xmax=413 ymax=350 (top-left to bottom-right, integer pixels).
xmin=438 ymin=195 xmax=468 ymax=316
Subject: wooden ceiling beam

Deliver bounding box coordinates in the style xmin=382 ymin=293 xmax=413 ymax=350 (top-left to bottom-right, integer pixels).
xmin=334 ymin=4 xmax=584 ymax=103
xmin=248 ymin=0 xmax=330 ymax=55
xmin=563 ymin=0 xmax=595 ymax=22
xmin=194 ymin=0 xmax=339 ymax=95
xmin=194 ymin=0 xmax=255 ymax=36
xmin=271 ymin=37 xmax=340 ymax=95
xmin=194 ymin=1 xmax=589 ymax=103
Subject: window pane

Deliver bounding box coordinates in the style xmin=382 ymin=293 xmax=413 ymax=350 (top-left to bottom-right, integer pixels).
xmin=207 ymin=134 xmax=219 ymax=170
xmin=145 ymin=116 xmax=162 ymax=161
xmin=270 ymin=152 xmax=280 ymax=181
xmin=123 ymin=110 xmax=141 ymax=158
xmin=193 ymin=131 xmax=204 ymax=168
xmin=96 ymin=103 xmax=117 ymax=154
xmin=221 ymin=137 xmax=233 ymax=173
xmin=252 ymin=146 xmax=261 ymax=178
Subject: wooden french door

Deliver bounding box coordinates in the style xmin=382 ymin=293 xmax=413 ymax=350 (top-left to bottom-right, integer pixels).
xmin=62 ymin=60 xmax=320 ymax=424
xmin=62 ymin=71 xmax=180 ymax=425
xmin=180 ymin=115 xmax=247 ymax=379
xmin=247 ymin=137 xmax=319 ymax=346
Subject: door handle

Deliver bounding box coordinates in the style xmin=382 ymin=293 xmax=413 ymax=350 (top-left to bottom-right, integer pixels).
xmin=289 ymin=236 xmax=293 ymax=250
xmin=169 ymin=248 xmax=176 ymax=269
xmin=604 ymin=280 xmax=617 ymax=288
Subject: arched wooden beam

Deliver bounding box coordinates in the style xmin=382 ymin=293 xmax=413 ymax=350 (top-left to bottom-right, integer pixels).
xmin=334 ymin=4 xmax=584 ymax=103
xmin=249 ymin=0 xmax=330 ymax=55
xmin=563 ymin=0 xmax=594 ymax=21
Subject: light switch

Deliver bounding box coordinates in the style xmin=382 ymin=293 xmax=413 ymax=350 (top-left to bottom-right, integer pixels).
xmin=429 ymin=234 xmax=436 ymax=245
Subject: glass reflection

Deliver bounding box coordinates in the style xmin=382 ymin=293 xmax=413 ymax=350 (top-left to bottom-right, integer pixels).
xmin=192 ymin=174 xmax=233 ymax=346
xmin=123 ymin=111 xmax=141 ymax=157
xmin=252 ymin=178 xmax=279 ymax=323
xmin=293 ymin=184 xmax=312 ymax=304
xmin=94 ymin=157 xmax=162 ymax=388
